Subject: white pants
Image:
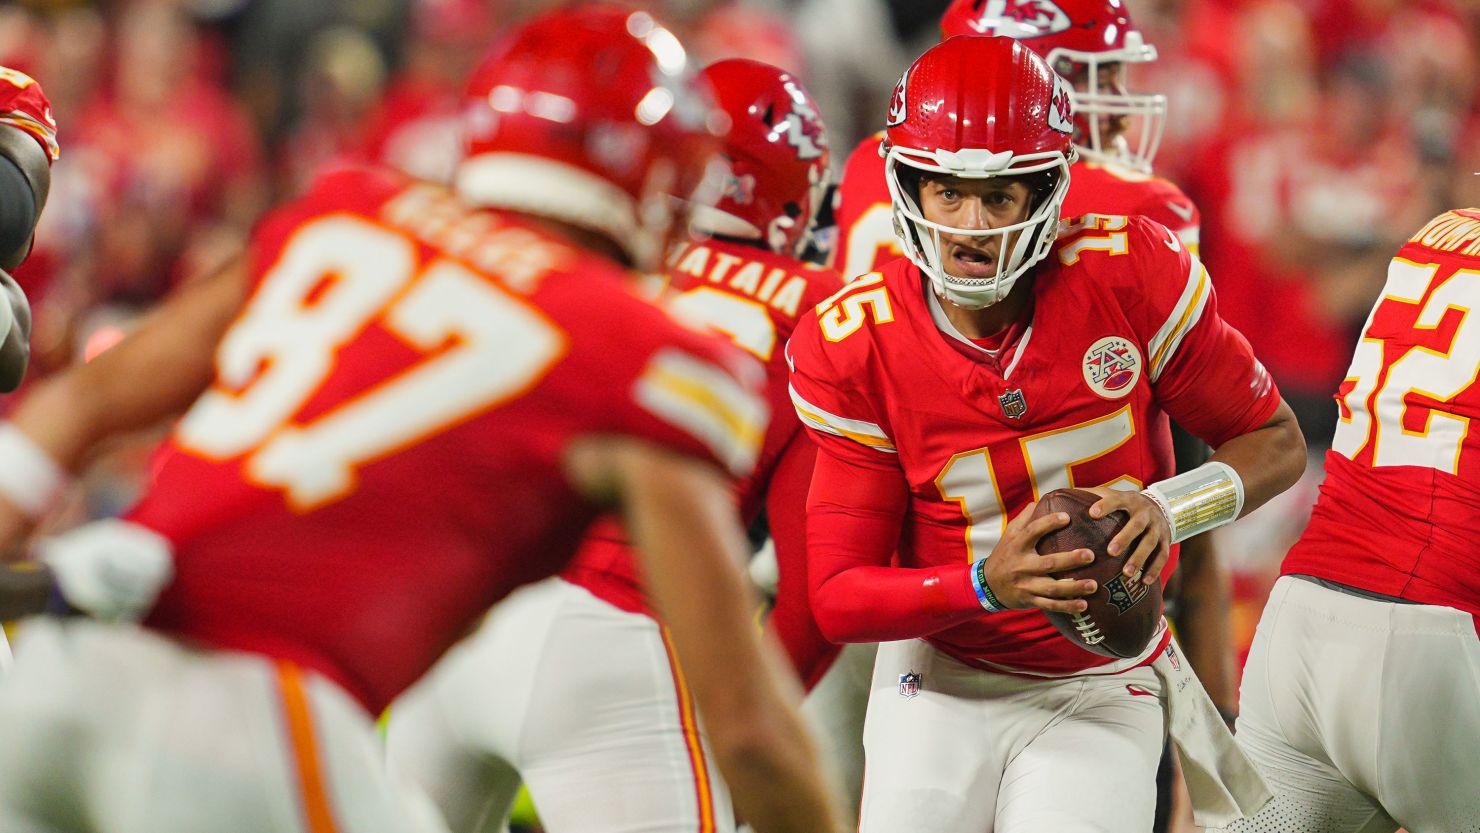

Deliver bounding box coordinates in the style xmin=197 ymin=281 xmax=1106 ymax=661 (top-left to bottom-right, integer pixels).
xmin=1217 ymin=576 xmax=1480 ymax=833
xmin=0 ymin=618 xmax=447 ymax=833
xmin=860 ymin=639 xmax=1165 ymax=833
xmin=799 ymin=640 xmax=875 ymax=827
xmin=386 ymin=578 xmax=734 ymax=833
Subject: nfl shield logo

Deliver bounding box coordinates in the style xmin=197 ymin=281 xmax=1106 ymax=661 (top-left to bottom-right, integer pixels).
xmin=898 ymin=671 xmax=922 ymax=699
xmin=998 ymin=389 xmax=1027 ymax=419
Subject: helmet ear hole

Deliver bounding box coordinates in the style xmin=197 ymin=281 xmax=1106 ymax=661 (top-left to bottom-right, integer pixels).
xmin=895 ymin=166 xmax=926 ymax=205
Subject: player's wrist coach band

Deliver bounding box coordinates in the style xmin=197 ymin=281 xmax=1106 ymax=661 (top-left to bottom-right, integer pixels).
xmin=1141 ymin=461 xmax=1244 ymax=544
xmin=971 ymin=557 xmax=1006 ymax=613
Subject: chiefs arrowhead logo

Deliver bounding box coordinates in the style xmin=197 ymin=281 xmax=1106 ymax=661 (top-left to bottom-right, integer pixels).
xmin=780 ymin=80 xmax=827 ymax=161
xmin=887 ymin=69 xmax=909 ymax=127
xmin=1048 ymin=73 xmax=1074 ymax=135
xmin=964 ymin=0 xmax=1071 ymax=37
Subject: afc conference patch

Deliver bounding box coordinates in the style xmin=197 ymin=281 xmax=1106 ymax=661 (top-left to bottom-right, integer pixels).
xmin=899 ymin=671 xmax=922 ymax=699
xmin=1082 ymin=335 xmax=1142 ymax=400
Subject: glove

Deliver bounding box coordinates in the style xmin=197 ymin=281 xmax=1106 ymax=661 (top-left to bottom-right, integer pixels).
xmin=35 ymin=519 xmax=174 ymax=622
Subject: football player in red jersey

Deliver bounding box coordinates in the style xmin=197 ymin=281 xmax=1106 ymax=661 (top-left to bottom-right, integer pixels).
xmin=0 ymin=9 xmax=844 ymax=833
xmin=935 ymin=4 xmax=1237 ymax=826
xmin=834 ymin=0 xmax=1196 ymax=279
xmin=0 ymin=64 xmax=59 ymax=390
xmin=384 ymin=57 xmax=847 ymax=832
xmin=823 ymin=4 xmax=1228 ymax=824
xmin=788 ymin=36 xmax=1306 ymax=832
xmin=1211 ymin=210 xmax=1480 ymax=833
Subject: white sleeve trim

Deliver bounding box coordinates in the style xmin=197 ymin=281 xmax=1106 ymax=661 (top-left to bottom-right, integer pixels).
xmin=788 ymin=383 xmax=896 ymax=454
xmin=633 ymin=348 xmax=768 ymax=477
xmin=1148 ymin=256 xmax=1210 ymax=383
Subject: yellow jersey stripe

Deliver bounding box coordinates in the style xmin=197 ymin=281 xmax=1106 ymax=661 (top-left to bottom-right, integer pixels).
xmin=635 ymin=349 xmax=767 ymax=476
xmin=788 ymin=383 xmax=896 ymax=453
xmin=1149 ymin=264 xmax=1209 ymax=381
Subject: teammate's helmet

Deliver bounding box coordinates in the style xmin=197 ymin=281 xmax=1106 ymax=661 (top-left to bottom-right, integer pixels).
xmin=692 ymin=59 xmax=830 ymax=258
xmin=884 ymin=35 xmax=1074 ymax=309
xmin=941 ymin=0 xmax=1166 ymax=173
xmin=457 ymin=5 xmax=725 ymax=270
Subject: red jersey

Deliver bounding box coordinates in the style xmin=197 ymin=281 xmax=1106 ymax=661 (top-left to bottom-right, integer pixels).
xmin=127 ymin=167 xmax=769 ymax=713
xmin=1060 ymin=160 xmax=1200 ymax=256
xmin=831 ymin=134 xmax=1200 ymax=279
xmin=1283 ymin=209 xmax=1480 ymax=619
xmin=831 ymin=133 xmax=900 ymax=281
xmin=563 ymin=237 xmax=845 ymax=686
xmin=790 ymin=215 xmax=1280 ymax=676
xmin=0 ymin=66 xmax=58 ymax=164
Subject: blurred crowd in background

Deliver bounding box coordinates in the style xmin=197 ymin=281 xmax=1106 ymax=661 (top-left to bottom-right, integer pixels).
xmin=1 ymin=0 xmax=1478 ymax=679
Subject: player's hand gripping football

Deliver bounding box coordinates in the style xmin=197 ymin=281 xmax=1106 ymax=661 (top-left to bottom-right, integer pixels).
xmin=1082 ymin=486 xmax=1172 ymax=586
xmin=980 ymin=502 xmax=1098 ymax=613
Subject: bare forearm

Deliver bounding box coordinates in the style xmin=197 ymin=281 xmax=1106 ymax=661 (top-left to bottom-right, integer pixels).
xmin=626 ymin=461 xmax=840 ymax=833
xmin=1210 ymin=399 xmax=1306 ymax=517
xmin=0 ymin=259 xmax=245 ymax=551
xmin=566 ymin=438 xmax=844 ymax=833
xmin=12 ymin=257 xmax=246 ymax=467
xmin=1170 ymin=535 xmax=1237 ymax=714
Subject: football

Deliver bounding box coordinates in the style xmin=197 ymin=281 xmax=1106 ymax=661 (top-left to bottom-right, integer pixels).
xmin=1032 ymin=488 xmax=1162 ymax=659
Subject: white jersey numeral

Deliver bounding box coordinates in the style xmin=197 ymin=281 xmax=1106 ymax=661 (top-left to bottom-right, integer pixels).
xmin=936 ymin=405 xmax=1139 ymax=560
xmin=177 ymin=215 xmax=565 ymax=509
xmin=1056 ymin=213 xmax=1131 ymax=266
xmin=1332 ymin=259 xmax=1480 ymax=474
xmin=840 ymin=203 xmax=903 ymax=281
xmin=816 ymin=273 xmax=894 ymax=343
xmin=669 ymin=286 xmax=778 ymax=361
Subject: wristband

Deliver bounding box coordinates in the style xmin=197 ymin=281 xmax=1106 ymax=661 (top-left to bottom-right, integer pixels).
xmin=0 ymin=422 xmax=69 ymax=518
xmin=970 ymin=558 xmax=1006 ymax=613
xmin=1141 ymin=461 xmax=1244 ymax=544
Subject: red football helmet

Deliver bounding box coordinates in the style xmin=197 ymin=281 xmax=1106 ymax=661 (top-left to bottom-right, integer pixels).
xmin=692 ymin=58 xmax=830 ymax=258
xmin=941 ymin=0 xmax=1166 ymax=173
xmin=884 ymin=35 xmax=1074 ymax=309
xmin=457 ymin=5 xmax=726 ymax=270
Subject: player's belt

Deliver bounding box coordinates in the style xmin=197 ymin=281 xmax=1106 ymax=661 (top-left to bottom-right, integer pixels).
xmin=1291 ymin=574 xmax=1424 ymax=605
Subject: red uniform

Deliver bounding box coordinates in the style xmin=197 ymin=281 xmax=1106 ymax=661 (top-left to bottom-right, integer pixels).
xmin=0 ymin=66 xmax=58 ymax=164
xmin=790 ymin=215 xmax=1279 ymax=676
xmin=831 ymin=134 xmax=1201 ymax=280
xmin=564 ymin=237 xmax=845 ymax=686
xmin=1060 ymin=160 xmax=1200 ymax=255
xmin=830 ymin=133 xmax=900 ymax=282
xmin=127 ymin=167 xmax=768 ymax=713
xmin=1282 ymin=208 xmax=1480 ymax=621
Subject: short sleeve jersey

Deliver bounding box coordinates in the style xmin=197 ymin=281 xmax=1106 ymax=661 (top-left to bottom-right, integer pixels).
xmin=831 ymin=132 xmax=899 ymax=281
xmin=0 ymin=66 xmax=58 ymax=163
xmin=1060 ymin=160 xmax=1201 ymax=255
xmin=564 ymin=237 xmax=845 ymax=613
xmin=789 ymin=215 xmax=1280 ymax=675
xmin=129 ymin=167 xmax=769 ymax=713
xmin=1283 ymin=209 xmax=1480 ymax=618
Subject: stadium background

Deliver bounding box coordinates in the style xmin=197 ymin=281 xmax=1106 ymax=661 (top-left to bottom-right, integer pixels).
xmin=0 ymin=0 xmax=1476 ymax=829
